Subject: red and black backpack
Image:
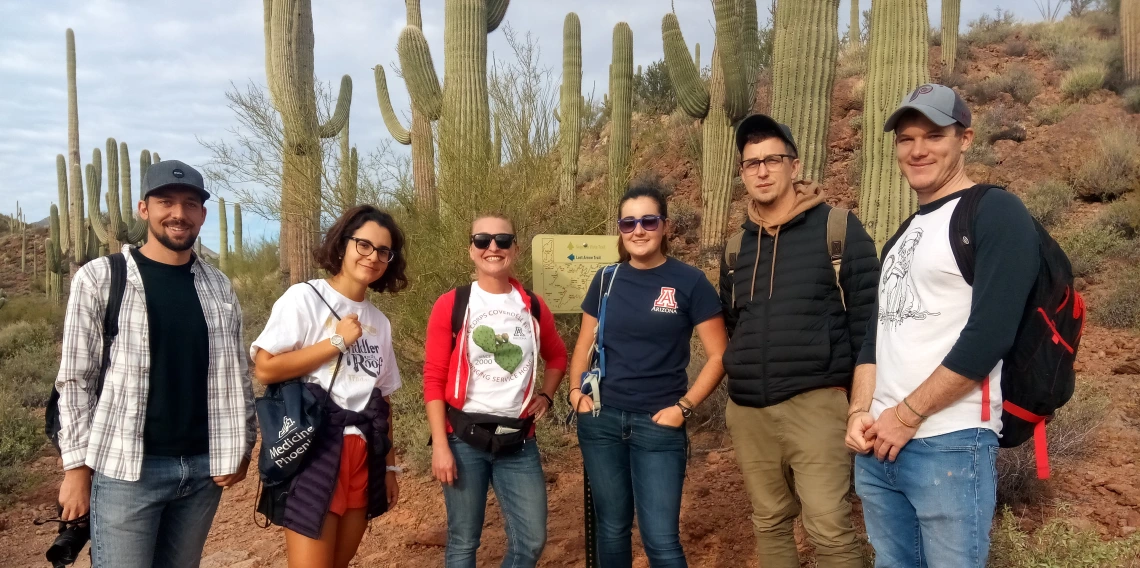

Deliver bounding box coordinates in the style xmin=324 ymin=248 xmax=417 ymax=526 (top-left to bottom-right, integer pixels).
xmin=887 ymin=184 xmax=1085 ymax=478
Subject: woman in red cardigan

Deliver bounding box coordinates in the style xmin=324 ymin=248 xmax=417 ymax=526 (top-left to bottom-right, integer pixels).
xmin=422 ymin=214 xmax=568 ymax=568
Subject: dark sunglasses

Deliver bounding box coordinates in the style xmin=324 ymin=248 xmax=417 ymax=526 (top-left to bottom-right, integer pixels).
xmin=471 ymin=233 xmax=516 ymax=250
xmin=346 ymin=236 xmax=396 ymax=262
xmin=617 ymin=215 xmax=665 ymax=234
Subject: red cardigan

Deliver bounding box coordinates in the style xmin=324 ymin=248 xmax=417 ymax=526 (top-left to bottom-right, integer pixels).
xmin=423 ymin=279 xmax=568 ymax=427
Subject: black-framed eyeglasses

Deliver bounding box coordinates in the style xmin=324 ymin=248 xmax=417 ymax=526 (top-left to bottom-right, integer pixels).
xmin=471 ymin=233 xmax=516 ymax=250
xmin=740 ymin=154 xmax=795 ymax=175
xmin=617 ymin=215 xmax=665 ymax=234
xmin=346 ymin=236 xmax=395 ymax=263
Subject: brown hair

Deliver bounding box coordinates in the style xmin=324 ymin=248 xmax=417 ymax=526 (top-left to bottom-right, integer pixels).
xmin=616 ymin=181 xmax=670 ymax=262
xmin=314 ymin=205 xmax=409 ymax=294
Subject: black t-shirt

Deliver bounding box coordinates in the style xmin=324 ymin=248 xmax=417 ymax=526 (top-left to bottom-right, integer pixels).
xmin=131 ymin=248 xmax=210 ymax=456
xmin=582 ymin=257 xmax=722 ymax=414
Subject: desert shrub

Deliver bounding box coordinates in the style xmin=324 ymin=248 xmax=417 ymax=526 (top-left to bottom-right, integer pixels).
xmin=0 ymin=398 xmax=45 ymax=507
xmin=996 ymin=382 xmax=1108 ymax=505
xmin=1098 ymin=197 xmax=1140 ymax=237
xmin=837 ymin=43 xmax=866 ymax=79
xmin=929 ymin=26 xmax=942 ymax=46
xmin=1003 ymin=39 xmax=1029 ymax=57
xmin=1094 ymin=262 xmax=1140 ymax=329
xmin=1060 ymin=65 xmax=1106 ymax=100
xmin=1124 ymin=87 xmax=1140 ymax=114
xmin=1023 ymin=179 xmax=1073 ymax=228
xmin=1057 ymin=224 xmax=1128 ymax=277
xmin=1071 ymin=127 xmax=1140 ymax=200
xmin=0 ymin=295 xmax=63 ymax=328
xmin=968 ymin=66 xmax=1039 ymax=105
xmin=226 ymin=239 xmax=283 ymax=345
xmin=633 ymin=59 xmax=677 ymax=116
xmin=989 ymin=506 xmax=1140 ymax=567
xmin=966 ymin=104 xmax=1024 ymax=166
xmin=1034 ymin=103 xmax=1075 ymax=125
xmin=0 ymin=319 xmax=55 ymax=360
xmin=964 ymin=10 xmax=1017 ymax=46
xmin=0 ymin=343 xmax=58 ymax=407
xmin=943 ymin=71 xmax=969 ymax=90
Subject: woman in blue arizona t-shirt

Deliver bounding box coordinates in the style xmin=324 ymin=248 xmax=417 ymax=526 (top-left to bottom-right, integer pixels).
xmin=568 ymin=182 xmax=728 ymax=567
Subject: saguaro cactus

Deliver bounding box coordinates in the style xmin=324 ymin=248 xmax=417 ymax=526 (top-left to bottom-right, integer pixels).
xmin=55 ymin=155 xmax=71 ymax=257
xmin=375 ymin=0 xmax=437 ymax=208
xmin=1124 ymin=0 xmax=1139 ymax=82
xmin=398 ymin=0 xmax=510 ymax=214
xmin=860 ymin=0 xmax=929 ymax=245
xmin=609 ymin=23 xmax=634 ymax=219
xmin=942 ymin=0 xmax=961 ymax=72
xmin=661 ymin=0 xmax=760 ymax=247
xmin=849 ymin=0 xmax=860 ymax=45
xmin=87 ymin=141 xmax=123 ymax=251
xmin=264 ymin=0 xmax=353 ymax=284
xmin=771 ymin=0 xmax=840 ymax=183
xmin=218 ymin=197 xmax=230 ymax=272
xmin=234 ymin=203 xmax=244 ymax=259
xmin=65 ymin=29 xmax=86 ymax=271
xmin=336 ymin=121 xmax=358 ymax=210
xmin=46 ymin=205 xmax=63 ymax=303
xmin=117 ymin=141 xmax=147 ymax=244
xmin=558 ymin=13 xmax=583 ymax=205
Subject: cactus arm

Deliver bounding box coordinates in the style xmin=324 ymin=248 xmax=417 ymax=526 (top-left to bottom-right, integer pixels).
xmin=347 ymin=147 xmax=359 ymax=207
xmin=397 ymin=26 xmax=443 ymax=121
xmin=318 ymin=74 xmax=353 ymax=138
xmin=694 ymin=42 xmax=701 ymax=69
xmin=86 ymin=162 xmax=110 ymax=245
xmin=55 ymin=154 xmax=71 ymax=254
xmin=662 ymin=14 xmax=710 ymax=119
xmin=374 ymin=65 xmax=413 ymax=145
xmin=487 ymin=0 xmax=509 ymax=32
xmin=739 ymin=0 xmax=760 ymax=109
xmin=493 ymin=114 xmax=502 ymax=166
xmin=104 ymin=139 xmax=123 ymax=245
xmin=233 ymin=203 xmax=244 ymax=258
xmin=218 ymin=197 xmax=229 ymax=271
xmin=714 ymin=0 xmax=749 ymax=121
xmin=152 ymin=152 xmax=161 ymax=163
xmin=70 ymin=161 xmax=85 ymax=264
xmin=140 ymin=149 xmax=151 ymax=189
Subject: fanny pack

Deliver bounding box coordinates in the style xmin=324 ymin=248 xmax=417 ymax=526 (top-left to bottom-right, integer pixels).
xmin=446 ymin=405 xmax=534 ymax=455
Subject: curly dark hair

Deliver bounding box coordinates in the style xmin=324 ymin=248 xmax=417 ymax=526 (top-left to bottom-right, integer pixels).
xmin=314 ymin=205 xmax=408 ymax=294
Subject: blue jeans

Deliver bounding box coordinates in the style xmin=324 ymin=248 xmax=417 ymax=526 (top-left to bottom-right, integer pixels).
xmin=855 ymin=428 xmax=999 ymax=568
xmin=90 ymin=454 xmax=223 ymax=568
xmin=442 ymin=435 xmax=548 ymax=568
xmin=577 ymin=406 xmax=688 ymax=568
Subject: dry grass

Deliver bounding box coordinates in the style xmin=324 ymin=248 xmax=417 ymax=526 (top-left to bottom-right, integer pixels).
xmin=1094 ymin=266 xmax=1140 ymax=330
xmin=1061 ymin=65 xmax=1107 ymax=100
xmin=968 ymin=65 xmax=1040 ymax=105
xmin=1023 ymin=179 xmax=1074 ymax=228
xmin=1098 ymin=197 xmax=1140 ymax=238
xmin=990 ymin=505 xmax=1140 ymax=567
xmin=1124 ymin=87 xmax=1140 ymax=114
xmin=1071 ymin=127 xmax=1140 ymax=201
xmin=1058 ymin=224 xmax=1129 ymax=278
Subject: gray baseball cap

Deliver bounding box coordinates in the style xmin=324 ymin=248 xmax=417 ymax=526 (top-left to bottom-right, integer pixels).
xmin=143 ymin=160 xmax=210 ymax=201
xmin=735 ymin=114 xmax=798 ymax=156
xmin=883 ymin=83 xmax=972 ymax=132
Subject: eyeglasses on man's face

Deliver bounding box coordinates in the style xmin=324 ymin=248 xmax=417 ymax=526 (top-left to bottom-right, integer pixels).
xmin=740 ymin=154 xmax=795 ymax=175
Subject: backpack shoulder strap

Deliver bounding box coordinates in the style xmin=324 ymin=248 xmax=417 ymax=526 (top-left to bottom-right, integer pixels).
xmin=95 ymin=252 xmax=128 ymax=398
xmin=826 ymin=207 xmax=850 ymax=309
xmin=451 ymin=284 xmax=473 ymax=339
xmin=882 ymin=211 xmax=919 ymax=260
xmin=724 ymin=230 xmax=744 ymax=274
xmin=948 ymin=185 xmax=998 ymax=286
xmin=523 ymin=288 xmax=542 ymax=321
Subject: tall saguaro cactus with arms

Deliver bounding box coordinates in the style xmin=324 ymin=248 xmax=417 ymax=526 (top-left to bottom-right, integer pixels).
xmin=661 ymin=0 xmax=760 ymax=248
xmin=397 ymin=0 xmax=510 ymax=214
xmin=264 ymin=0 xmax=353 ymax=284
xmin=375 ymin=0 xmax=437 ymax=209
xmin=771 ymin=0 xmax=840 ymax=183
xmin=860 ymin=0 xmax=930 ymax=245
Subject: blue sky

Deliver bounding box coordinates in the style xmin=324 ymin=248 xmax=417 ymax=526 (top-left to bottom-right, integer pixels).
xmin=0 ymin=0 xmax=1046 ymax=252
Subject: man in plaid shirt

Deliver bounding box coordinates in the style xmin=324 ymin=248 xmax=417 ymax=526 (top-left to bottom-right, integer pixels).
xmin=55 ymin=160 xmax=256 ymax=567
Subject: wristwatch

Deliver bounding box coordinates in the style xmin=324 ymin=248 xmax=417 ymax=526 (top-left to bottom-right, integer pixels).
xmin=675 ymin=402 xmax=693 ymax=419
xmin=330 ymin=334 xmax=348 ymax=354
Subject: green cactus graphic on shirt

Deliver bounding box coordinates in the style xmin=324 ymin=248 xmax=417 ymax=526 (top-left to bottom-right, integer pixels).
xmin=472 ymin=325 xmax=524 ymax=373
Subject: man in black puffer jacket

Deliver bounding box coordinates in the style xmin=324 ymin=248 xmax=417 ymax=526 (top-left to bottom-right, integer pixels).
xmin=720 ymin=115 xmax=880 ymax=568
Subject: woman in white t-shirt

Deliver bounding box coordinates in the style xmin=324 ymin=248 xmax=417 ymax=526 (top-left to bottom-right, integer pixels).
xmin=250 ymin=205 xmax=407 ymax=568
xmin=422 ymin=214 xmax=568 ymax=568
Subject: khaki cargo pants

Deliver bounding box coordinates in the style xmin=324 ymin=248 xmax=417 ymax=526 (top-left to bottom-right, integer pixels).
xmin=726 ymin=388 xmax=864 ymax=568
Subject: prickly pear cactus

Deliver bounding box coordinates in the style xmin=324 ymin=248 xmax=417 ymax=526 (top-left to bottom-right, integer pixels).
xmin=472 ymin=325 xmax=499 ymax=353
xmin=471 ymin=325 xmax=524 ymax=373
xmin=493 ymin=343 xmax=523 ymax=373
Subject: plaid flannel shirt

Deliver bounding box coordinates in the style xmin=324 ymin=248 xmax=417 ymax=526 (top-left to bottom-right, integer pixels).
xmin=55 ymin=245 xmax=256 ymax=482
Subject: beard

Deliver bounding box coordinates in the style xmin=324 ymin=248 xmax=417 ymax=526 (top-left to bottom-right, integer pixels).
xmin=149 ymin=219 xmax=199 ymax=252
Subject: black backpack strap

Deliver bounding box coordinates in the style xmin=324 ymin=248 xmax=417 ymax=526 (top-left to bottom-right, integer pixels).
xmin=451 ymin=285 xmax=473 ymax=341
xmin=881 ymin=212 xmax=919 ymax=261
xmin=948 ymin=185 xmax=999 ymax=286
xmin=523 ymin=288 xmax=542 ymax=321
xmin=302 ymin=281 xmax=345 ymax=400
xmin=95 ymin=253 xmax=128 ymax=398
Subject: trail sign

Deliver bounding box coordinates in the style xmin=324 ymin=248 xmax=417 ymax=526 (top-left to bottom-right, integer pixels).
xmin=530 ymin=234 xmax=619 ymax=313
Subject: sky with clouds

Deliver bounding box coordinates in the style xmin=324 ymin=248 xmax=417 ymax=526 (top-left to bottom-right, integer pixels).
xmin=1 ymin=0 xmax=1046 ymax=252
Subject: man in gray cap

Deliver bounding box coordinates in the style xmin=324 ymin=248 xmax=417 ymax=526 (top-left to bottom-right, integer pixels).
xmin=55 ymin=160 xmax=255 ymax=567
xmin=719 ymin=115 xmax=879 ymax=567
xmin=846 ymin=84 xmax=1039 ymax=566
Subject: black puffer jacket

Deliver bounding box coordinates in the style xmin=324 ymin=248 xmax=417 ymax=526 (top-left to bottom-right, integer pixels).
xmin=720 ymin=203 xmax=880 ymax=408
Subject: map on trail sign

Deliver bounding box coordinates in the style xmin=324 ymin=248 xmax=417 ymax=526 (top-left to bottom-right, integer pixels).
xmin=530 ymin=234 xmax=620 ymax=314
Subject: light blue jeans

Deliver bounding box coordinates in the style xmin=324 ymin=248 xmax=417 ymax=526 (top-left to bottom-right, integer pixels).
xmin=855 ymin=428 xmax=999 ymax=568
xmin=90 ymin=454 xmax=223 ymax=568
xmin=442 ymin=435 xmax=548 ymax=568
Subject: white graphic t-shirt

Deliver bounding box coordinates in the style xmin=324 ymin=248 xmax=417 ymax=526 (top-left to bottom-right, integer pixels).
xmin=462 ymin=283 xmax=536 ymax=418
xmin=251 ymin=280 xmax=401 ymax=437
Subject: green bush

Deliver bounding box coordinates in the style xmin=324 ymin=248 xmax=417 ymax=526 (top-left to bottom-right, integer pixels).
xmin=1057 ymin=224 xmax=1129 ymax=278
xmin=0 ymin=319 xmax=55 ymax=360
xmin=0 ymin=295 xmax=63 ymax=328
xmin=633 ymin=59 xmax=677 ymax=116
xmin=1034 ymin=103 xmax=1075 ymax=126
xmin=1093 ymin=267 xmax=1140 ymax=329
xmin=1098 ymin=197 xmax=1140 ymax=238
xmin=1124 ymin=87 xmax=1140 ymax=114
xmin=0 ymin=398 xmax=46 ymax=507
xmin=837 ymin=43 xmax=867 ymax=79
xmin=964 ymin=10 xmax=1017 ymax=46
xmin=1003 ymin=39 xmax=1028 ymax=57
xmin=1060 ymin=65 xmax=1106 ymax=100
xmin=968 ymin=65 xmax=1039 ymax=104
xmin=990 ymin=506 xmax=1140 ymax=567
xmin=0 ymin=341 xmax=58 ymax=408
xmin=1071 ymin=128 xmax=1140 ymax=201
xmin=1023 ymin=180 xmax=1073 ymax=228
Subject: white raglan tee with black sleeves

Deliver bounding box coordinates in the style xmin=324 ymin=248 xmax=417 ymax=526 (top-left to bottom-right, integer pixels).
xmin=865 ymin=188 xmax=1040 ymax=439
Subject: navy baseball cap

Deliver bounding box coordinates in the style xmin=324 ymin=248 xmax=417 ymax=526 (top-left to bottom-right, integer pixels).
xmin=883 ymin=83 xmax=972 ymax=132
xmin=735 ymin=114 xmax=798 ymax=156
xmin=143 ymin=160 xmax=210 ymax=201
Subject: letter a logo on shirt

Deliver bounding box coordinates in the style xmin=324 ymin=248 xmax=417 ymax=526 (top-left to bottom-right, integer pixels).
xmin=654 ymin=287 xmax=678 ymax=310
